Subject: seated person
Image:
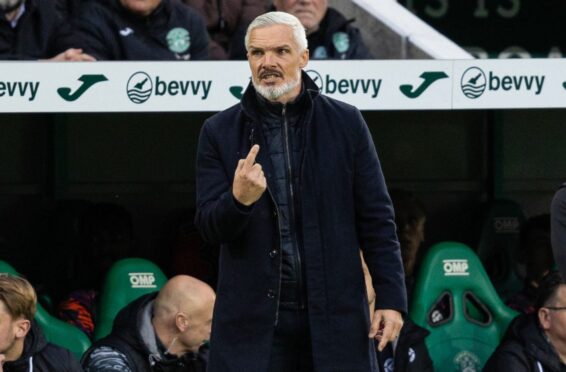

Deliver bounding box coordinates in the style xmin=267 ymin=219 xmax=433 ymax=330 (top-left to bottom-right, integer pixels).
xmin=181 ymin=0 xmax=267 ymax=59
xmin=82 ymin=275 xmax=215 ymax=371
xmin=73 ymin=0 xmax=209 ymax=60
xmin=0 ymin=0 xmax=94 ymax=60
xmin=272 ymin=0 xmax=373 ymax=60
xmin=58 ymin=202 xmax=134 ymax=339
xmin=506 ymin=214 xmax=554 ymax=314
xmin=0 ymin=274 xmax=82 ymax=371
xmin=374 ymin=189 xmax=433 ymax=371
xmin=484 ymin=271 xmax=566 ymax=371
xmin=390 ymin=189 xmax=427 ymax=302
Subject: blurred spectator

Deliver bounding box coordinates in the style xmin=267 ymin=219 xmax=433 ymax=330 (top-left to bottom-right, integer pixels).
xmin=506 ymin=214 xmax=554 ymax=315
xmin=182 ymin=0 xmax=267 ymax=59
xmin=369 ymin=190 xmax=432 ymax=371
xmin=484 ymin=271 xmax=566 ymax=371
xmin=82 ymin=275 xmax=215 ymax=372
xmin=158 ymin=208 xmax=217 ymax=287
xmin=552 ymin=183 xmax=566 ymax=279
xmin=0 ymin=275 xmax=83 ymax=371
xmin=73 ymin=0 xmax=209 ymax=60
xmin=0 ymin=0 xmax=94 ymax=60
xmin=271 ymin=0 xmax=372 ymax=60
xmin=57 ymin=202 xmax=134 ymax=339
xmin=390 ymin=189 xmax=427 ymax=303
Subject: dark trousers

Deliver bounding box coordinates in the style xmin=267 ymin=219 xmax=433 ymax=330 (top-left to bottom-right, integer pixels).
xmin=267 ymin=308 xmax=313 ymax=372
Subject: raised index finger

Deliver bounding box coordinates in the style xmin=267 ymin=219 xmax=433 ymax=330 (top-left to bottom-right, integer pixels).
xmin=244 ymin=144 xmax=260 ymax=169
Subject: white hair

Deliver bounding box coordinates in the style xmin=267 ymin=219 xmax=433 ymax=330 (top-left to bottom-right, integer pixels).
xmin=245 ymin=11 xmax=308 ymax=53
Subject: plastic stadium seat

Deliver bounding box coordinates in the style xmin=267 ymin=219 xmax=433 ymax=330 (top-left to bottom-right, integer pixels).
xmin=410 ymin=242 xmax=518 ymax=372
xmin=93 ymin=257 xmax=167 ymax=340
xmin=476 ymin=200 xmax=526 ymax=301
xmin=0 ymin=260 xmax=91 ymax=359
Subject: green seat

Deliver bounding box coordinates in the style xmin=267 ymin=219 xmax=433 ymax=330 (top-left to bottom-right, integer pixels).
xmin=410 ymin=242 xmax=518 ymax=372
xmin=476 ymin=200 xmax=526 ymax=301
xmin=0 ymin=260 xmax=91 ymax=359
xmin=93 ymin=258 xmax=167 ymax=340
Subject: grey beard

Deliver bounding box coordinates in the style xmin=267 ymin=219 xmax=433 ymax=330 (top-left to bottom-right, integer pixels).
xmin=0 ymin=0 xmax=23 ymax=13
xmin=253 ymin=77 xmax=300 ymax=102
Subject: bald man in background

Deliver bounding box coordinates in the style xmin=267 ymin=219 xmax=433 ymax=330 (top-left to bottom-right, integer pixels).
xmin=82 ymin=275 xmax=215 ymax=372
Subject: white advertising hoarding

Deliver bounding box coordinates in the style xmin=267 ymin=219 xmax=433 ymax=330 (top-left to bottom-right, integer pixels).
xmin=0 ymin=59 xmax=564 ymax=112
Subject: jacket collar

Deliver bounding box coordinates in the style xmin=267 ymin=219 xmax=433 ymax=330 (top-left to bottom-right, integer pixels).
xmin=3 ymin=321 xmax=47 ymax=370
xmin=514 ymin=313 xmax=566 ymax=370
xmin=240 ymin=70 xmax=320 ymax=124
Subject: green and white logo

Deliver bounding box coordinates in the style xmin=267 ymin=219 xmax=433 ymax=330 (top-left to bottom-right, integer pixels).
xmin=305 ymin=69 xmax=381 ymax=98
xmin=229 ymin=85 xmax=244 ymax=99
xmin=127 ymin=71 xmax=212 ymax=104
xmin=453 ymin=351 xmax=480 ymax=372
xmin=313 ymin=46 xmax=328 ymax=59
xmin=57 ymin=74 xmax=108 ymax=102
xmin=127 ymin=72 xmax=153 ymax=104
xmin=461 ymin=67 xmax=487 ymax=99
xmin=399 ymin=71 xmax=448 ymax=98
xmin=461 ymin=66 xmax=545 ymax=99
xmin=166 ymin=27 xmax=190 ymax=54
xmin=332 ymin=32 xmax=350 ymax=54
xmin=306 ymin=70 xmax=323 ymax=90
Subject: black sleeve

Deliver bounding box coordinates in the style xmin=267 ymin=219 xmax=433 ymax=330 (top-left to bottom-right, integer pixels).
xmin=71 ymin=3 xmax=117 ymax=60
xmin=188 ymin=10 xmax=209 ymax=60
xmin=346 ymin=26 xmax=374 ymax=60
xmin=483 ymin=341 xmax=531 ymax=372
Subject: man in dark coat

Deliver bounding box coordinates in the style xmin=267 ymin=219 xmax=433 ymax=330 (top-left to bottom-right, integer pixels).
xmin=73 ymin=0 xmax=209 ymax=60
xmin=273 ymin=0 xmax=372 ymax=60
xmin=484 ymin=271 xmax=566 ymax=371
xmin=195 ymin=11 xmax=406 ymax=372
xmin=0 ymin=275 xmax=83 ymax=372
xmin=82 ymin=275 xmax=215 ymax=372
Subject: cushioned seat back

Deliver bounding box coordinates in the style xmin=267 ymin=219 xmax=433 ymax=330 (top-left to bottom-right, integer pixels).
xmin=410 ymin=242 xmax=518 ymax=372
xmin=476 ymin=200 xmax=526 ymax=300
xmin=0 ymin=260 xmax=91 ymax=359
xmin=94 ymin=258 xmax=167 ymax=340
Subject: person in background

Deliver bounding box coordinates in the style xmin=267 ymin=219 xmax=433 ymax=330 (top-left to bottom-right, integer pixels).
xmin=0 ymin=0 xmax=94 ymax=60
xmin=182 ymin=0 xmax=267 ymax=59
xmin=82 ymin=275 xmax=215 ymax=372
xmin=389 ymin=189 xmax=427 ymax=302
xmin=73 ymin=0 xmax=209 ymax=60
xmin=0 ymin=275 xmax=83 ymax=372
xmin=484 ymin=271 xmax=566 ymax=371
xmin=506 ymin=214 xmax=554 ymax=314
xmin=57 ymin=203 xmax=134 ymax=339
xmin=374 ymin=190 xmax=433 ymax=372
xmin=272 ymin=0 xmax=372 ymax=60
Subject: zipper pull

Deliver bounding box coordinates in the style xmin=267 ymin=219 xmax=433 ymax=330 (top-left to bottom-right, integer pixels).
xmin=249 ymin=127 xmax=255 ymax=146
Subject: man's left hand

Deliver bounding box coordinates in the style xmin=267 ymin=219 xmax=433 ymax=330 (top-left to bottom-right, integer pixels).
xmin=368 ymin=309 xmax=403 ymax=352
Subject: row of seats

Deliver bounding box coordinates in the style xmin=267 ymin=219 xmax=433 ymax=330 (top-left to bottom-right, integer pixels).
xmin=0 ymin=257 xmax=167 ymax=359
xmin=1 ymin=241 xmax=518 ymax=370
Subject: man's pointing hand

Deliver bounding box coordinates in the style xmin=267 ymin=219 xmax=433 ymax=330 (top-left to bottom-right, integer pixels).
xmin=233 ymin=144 xmax=267 ymax=206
